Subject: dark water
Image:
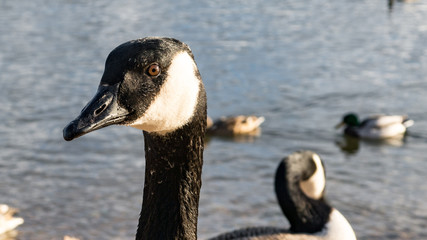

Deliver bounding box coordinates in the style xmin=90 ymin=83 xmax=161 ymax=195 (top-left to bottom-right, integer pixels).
xmin=1 ymin=0 xmax=427 ymax=239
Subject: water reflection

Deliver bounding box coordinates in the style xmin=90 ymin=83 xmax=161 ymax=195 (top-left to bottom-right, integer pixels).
xmin=335 ymin=135 xmax=360 ymax=155
xmin=335 ymin=134 xmax=407 ymax=155
xmin=205 ymin=130 xmax=262 ymax=145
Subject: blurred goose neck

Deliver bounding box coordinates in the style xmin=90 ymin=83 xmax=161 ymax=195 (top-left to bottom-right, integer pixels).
xmin=275 ymin=151 xmax=331 ymax=233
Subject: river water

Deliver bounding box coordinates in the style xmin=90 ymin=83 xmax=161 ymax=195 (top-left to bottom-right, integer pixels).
xmin=1 ymin=0 xmax=427 ymax=239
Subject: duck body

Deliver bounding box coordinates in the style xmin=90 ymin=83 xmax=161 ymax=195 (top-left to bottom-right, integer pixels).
xmin=207 ymin=115 xmax=265 ymax=136
xmin=0 ymin=204 xmax=24 ymax=235
xmin=209 ymin=151 xmax=356 ymax=240
xmin=63 ymin=37 xmax=206 ymax=239
xmin=336 ymin=113 xmax=413 ymax=139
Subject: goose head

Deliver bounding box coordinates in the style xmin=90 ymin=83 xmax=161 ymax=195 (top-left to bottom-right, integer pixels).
xmin=297 ymin=152 xmax=326 ymax=200
xmin=63 ymin=37 xmax=204 ymax=140
xmin=275 ymin=150 xmax=329 ymax=233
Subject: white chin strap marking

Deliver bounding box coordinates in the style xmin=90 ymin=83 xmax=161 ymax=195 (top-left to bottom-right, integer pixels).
xmin=299 ymin=153 xmax=326 ymax=200
xmin=128 ymin=52 xmax=200 ymax=134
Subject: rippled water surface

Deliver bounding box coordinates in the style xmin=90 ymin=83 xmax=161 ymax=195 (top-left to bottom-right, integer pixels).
xmin=1 ymin=0 xmax=427 ymax=239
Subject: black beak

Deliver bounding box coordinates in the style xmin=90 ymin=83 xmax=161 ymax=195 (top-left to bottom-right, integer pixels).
xmin=63 ymin=84 xmax=129 ymax=141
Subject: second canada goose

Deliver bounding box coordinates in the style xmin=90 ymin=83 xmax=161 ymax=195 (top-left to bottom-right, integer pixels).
xmin=335 ymin=113 xmax=414 ymax=139
xmin=209 ymin=151 xmax=356 ymax=240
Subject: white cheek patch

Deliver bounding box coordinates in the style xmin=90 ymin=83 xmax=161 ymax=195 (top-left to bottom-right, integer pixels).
xmin=299 ymin=153 xmax=326 ymax=200
xmin=128 ymin=52 xmax=200 ymax=134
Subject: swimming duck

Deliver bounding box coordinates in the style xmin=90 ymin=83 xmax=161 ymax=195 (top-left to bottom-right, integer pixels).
xmin=335 ymin=113 xmax=414 ymax=139
xmin=0 ymin=204 xmax=24 ymax=235
xmin=209 ymin=151 xmax=356 ymax=240
xmin=207 ymin=115 xmax=265 ymax=136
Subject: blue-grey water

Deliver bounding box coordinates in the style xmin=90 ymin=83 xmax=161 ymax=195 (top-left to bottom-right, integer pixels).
xmin=1 ymin=0 xmax=427 ymax=239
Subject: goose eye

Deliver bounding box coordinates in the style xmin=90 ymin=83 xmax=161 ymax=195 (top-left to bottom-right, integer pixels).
xmin=147 ymin=64 xmax=161 ymax=77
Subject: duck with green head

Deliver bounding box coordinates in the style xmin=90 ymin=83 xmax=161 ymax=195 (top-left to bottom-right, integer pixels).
xmin=335 ymin=113 xmax=414 ymax=139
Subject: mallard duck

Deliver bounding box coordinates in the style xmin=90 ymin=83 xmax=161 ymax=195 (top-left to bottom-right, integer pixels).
xmin=207 ymin=115 xmax=265 ymax=136
xmin=335 ymin=113 xmax=414 ymax=139
xmin=0 ymin=204 xmax=24 ymax=235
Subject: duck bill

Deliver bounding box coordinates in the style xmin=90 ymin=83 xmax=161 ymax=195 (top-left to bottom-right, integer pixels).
xmin=335 ymin=122 xmax=345 ymax=129
xmin=63 ymin=84 xmax=129 ymax=141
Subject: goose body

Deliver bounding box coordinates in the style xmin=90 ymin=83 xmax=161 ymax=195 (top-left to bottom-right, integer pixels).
xmin=64 ymin=37 xmax=206 ymax=240
xmin=0 ymin=204 xmax=24 ymax=235
xmin=210 ymin=151 xmax=356 ymax=240
xmin=207 ymin=115 xmax=265 ymax=136
xmin=335 ymin=113 xmax=413 ymax=139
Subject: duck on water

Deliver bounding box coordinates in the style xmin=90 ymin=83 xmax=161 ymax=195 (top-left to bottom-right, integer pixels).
xmin=335 ymin=113 xmax=414 ymax=139
xmin=207 ymin=115 xmax=265 ymax=136
xmin=63 ymin=37 xmax=355 ymax=239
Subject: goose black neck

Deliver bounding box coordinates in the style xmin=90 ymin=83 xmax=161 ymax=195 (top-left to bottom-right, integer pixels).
xmin=136 ymin=90 xmax=206 ymax=240
xmin=274 ymin=159 xmax=331 ymax=233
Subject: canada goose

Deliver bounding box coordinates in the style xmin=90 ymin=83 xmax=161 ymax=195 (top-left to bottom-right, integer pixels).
xmin=209 ymin=151 xmax=356 ymax=240
xmin=335 ymin=113 xmax=414 ymax=139
xmin=64 ymin=37 xmax=206 ymax=240
xmin=207 ymin=115 xmax=265 ymax=136
xmin=0 ymin=204 xmax=24 ymax=235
